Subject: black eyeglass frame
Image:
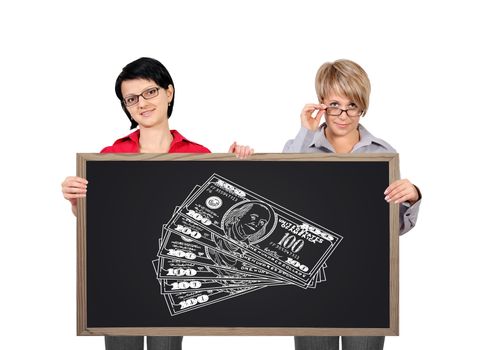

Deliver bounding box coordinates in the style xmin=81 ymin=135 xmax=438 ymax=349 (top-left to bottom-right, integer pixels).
xmin=123 ymin=87 xmax=161 ymax=107
xmin=325 ymin=107 xmax=363 ymax=118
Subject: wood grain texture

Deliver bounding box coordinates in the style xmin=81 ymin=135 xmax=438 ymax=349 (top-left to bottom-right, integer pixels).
xmin=77 ymin=152 xmax=397 ymax=162
xmin=80 ymin=327 xmax=399 ymax=336
xmin=389 ymin=154 xmax=400 ymax=336
xmin=76 ymin=154 xmax=88 ymax=335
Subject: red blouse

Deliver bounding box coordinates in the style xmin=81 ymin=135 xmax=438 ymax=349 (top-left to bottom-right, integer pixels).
xmin=100 ymin=129 xmax=210 ymax=154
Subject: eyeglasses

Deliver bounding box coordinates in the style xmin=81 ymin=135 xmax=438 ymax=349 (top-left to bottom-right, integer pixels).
xmin=326 ymin=107 xmax=362 ymax=118
xmin=123 ymin=87 xmax=160 ymax=107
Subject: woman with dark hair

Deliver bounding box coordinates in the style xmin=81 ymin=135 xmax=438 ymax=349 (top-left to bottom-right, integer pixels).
xmin=115 ymin=57 xmax=178 ymax=130
xmin=62 ymin=57 xmax=253 ymax=350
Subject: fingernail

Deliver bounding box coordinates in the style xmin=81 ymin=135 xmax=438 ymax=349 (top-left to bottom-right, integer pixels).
xmin=385 ymin=196 xmax=389 ymax=201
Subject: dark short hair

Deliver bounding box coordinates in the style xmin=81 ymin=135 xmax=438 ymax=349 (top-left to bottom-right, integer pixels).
xmin=115 ymin=57 xmax=175 ymax=129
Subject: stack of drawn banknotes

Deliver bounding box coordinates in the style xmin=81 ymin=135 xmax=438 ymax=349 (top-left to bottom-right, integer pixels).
xmin=152 ymin=174 xmax=343 ymax=315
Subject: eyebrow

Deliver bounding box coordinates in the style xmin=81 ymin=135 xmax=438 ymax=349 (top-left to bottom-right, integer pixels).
xmin=328 ymin=100 xmax=356 ymax=106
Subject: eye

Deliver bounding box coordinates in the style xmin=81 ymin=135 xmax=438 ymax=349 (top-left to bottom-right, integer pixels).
xmin=348 ymin=103 xmax=358 ymax=109
xmin=144 ymin=88 xmax=158 ymax=97
xmin=329 ymin=102 xmax=339 ymax=107
xmin=125 ymin=96 xmax=136 ymax=105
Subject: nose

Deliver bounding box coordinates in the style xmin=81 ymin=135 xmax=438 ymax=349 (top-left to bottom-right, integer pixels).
xmin=138 ymin=96 xmax=150 ymax=108
xmin=337 ymin=110 xmax=348 ymax=119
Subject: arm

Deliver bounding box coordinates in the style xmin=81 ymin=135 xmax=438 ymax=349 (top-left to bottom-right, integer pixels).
xmin=283 ymin=103 xmax=325 ymax=152
xmin=399 ymin=197 xmax=421 ymax=235
xmin=283 ymin=127 xmax=316 ymax=153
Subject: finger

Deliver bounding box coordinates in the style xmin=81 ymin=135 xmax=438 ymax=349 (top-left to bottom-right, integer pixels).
xmin=392 ymin=191 xmax=413 ymax=204
xmin=301 ymin=104 xmax=321 ymax=116
xmin=388 ymin=188 xmax=410 ymax=203
xmin=303 ymin=103 xmax=322 ymax=111
xmin=243 ymin=146 xmax=251 ymax=159
xmin=63 ymin=185 xmax=87 ymax=196
xmin=62 ymin=178 xmax=88 ymax=191
xmin=384 ymin=185 xmax=405 ymax=202
xmin=384 ymin=179 xmax=406 ymax=195
xmin=316 ymin=108 xmax=326 ymax=119
xmin=227 ymin=141 xmax=237 ymax=153
xmin=240 ymin=146 xmax=249 ymax=159
xmin=72 ymin=176 xmax=88 ymax=184
xmin=386 ymin=184 xmax=415 ymax=203
xmin=65 ymin=192 xmax=87 ymax=198
xmin=62 ymin=181 xmax=88 ymax=191
xmin=247 ymin=147 xmax=253 ymax=158
xmin=384 ymin=182 xmax=406 ymax=202
xmin=64 ymin=176 xmax=88 ymax=185
xmin=64 ymin=193 xmax=86 ymax=200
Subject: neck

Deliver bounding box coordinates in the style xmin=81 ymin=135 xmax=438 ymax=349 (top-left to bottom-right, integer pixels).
xmin=325 ymin=127 xmax=360 ymax=154
xmin=138 ymin=123 xmax=173 ymax=153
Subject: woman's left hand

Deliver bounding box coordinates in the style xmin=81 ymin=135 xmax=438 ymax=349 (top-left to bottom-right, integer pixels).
xmin=384 ymin=179 xmax=419 ymax=205
xmin=228 ymin=141 xmax=254 ymax=159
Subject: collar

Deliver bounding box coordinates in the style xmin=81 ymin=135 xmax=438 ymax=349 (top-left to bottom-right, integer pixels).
xmin=114 ymin=129 xmax=189 ymax=147
xmin=309 ymin=123 xmax=388 ymax=152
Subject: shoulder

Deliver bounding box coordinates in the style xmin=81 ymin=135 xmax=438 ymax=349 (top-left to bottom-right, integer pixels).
xmin=358 ymin=124 xmax=397 ymax=153
xmin=282 ymin=127 xmax=317 ymax=153
xmin=100 ymin=129 xmax=139 ymax=153
xmin=170 ymin=130 xmax=211 ymax=153
xmin=374 ymin=137 xmax=397 ymax=152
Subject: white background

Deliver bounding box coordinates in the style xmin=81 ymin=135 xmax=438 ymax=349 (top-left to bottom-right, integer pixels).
xmin=1 ymin=1 xmax=486 ymax=349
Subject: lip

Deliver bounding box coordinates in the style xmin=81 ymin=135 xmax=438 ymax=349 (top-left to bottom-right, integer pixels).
xmin=334 ymin=123 xmax=350 ymax=128
xmin=140 ymin=109 xmax=155 ymax=117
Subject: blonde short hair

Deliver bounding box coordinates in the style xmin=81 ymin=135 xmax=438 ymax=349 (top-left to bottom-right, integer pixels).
xmin=315 ymin=59 xmax=371 ymax=115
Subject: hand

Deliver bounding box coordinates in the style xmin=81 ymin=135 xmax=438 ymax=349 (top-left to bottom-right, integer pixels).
xmin=61 ymin=176 xmax=88 ymax=207
xmin=301 ymin=103 xmax=327 ymax=131
xmin=384 ymin=179 xmax=419 ymax=205
xmin=228 ymin=141 xmax=254 ymax=159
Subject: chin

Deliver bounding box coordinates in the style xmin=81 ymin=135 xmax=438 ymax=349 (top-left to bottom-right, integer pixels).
xmin=330 ymin=127 xmax=351 ymax=136
xmin=137 ymin=119 xmax=160 ymax=128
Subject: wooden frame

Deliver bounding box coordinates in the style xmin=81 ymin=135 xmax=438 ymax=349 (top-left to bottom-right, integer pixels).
xmin=77 ymin=153 xmax=399 ymax=336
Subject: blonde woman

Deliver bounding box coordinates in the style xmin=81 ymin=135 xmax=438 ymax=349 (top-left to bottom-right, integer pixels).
xmin=284 ymin=59 xmax=421 ymax=350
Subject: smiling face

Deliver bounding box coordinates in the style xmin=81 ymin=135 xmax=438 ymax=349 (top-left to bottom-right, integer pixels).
xmin=121 ymin=78 xmax=173 ymax=129
xmin=324 ymin=93 xmax=362 ymax=138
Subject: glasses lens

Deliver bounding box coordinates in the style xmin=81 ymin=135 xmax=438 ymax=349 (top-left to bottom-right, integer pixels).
xmin=346 ymin=108 xmax=361 ymax=117
xmin=326 ymin=107 xmax=342 ymax=116
xmin=124 ymin=96 xmax=138 ymax=107
xmin=142 ymin=87 xmax=159 ymax=99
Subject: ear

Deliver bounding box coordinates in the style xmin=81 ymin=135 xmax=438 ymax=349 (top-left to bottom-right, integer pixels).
xmin=166 ymin=85 xmax=174 ymax=103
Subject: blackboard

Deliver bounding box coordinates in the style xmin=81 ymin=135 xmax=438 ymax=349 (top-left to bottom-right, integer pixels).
xmin=76 ymin=153 xmax=399 ymax=336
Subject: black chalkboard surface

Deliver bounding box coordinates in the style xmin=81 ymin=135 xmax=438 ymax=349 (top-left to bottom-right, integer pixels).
xmin=76 ymin=153 xmax=399 ymax=336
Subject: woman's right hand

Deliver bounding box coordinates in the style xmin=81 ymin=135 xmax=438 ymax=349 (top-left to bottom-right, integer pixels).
xmin=61 ymin=176 xmax=88 ymax=214
xmin=301 ymin=103 xmax=327 ymax=131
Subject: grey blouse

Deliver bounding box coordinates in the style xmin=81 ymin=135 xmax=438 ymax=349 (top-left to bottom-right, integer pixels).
xmin=283 ymin=124 xmax=421 ymax=235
